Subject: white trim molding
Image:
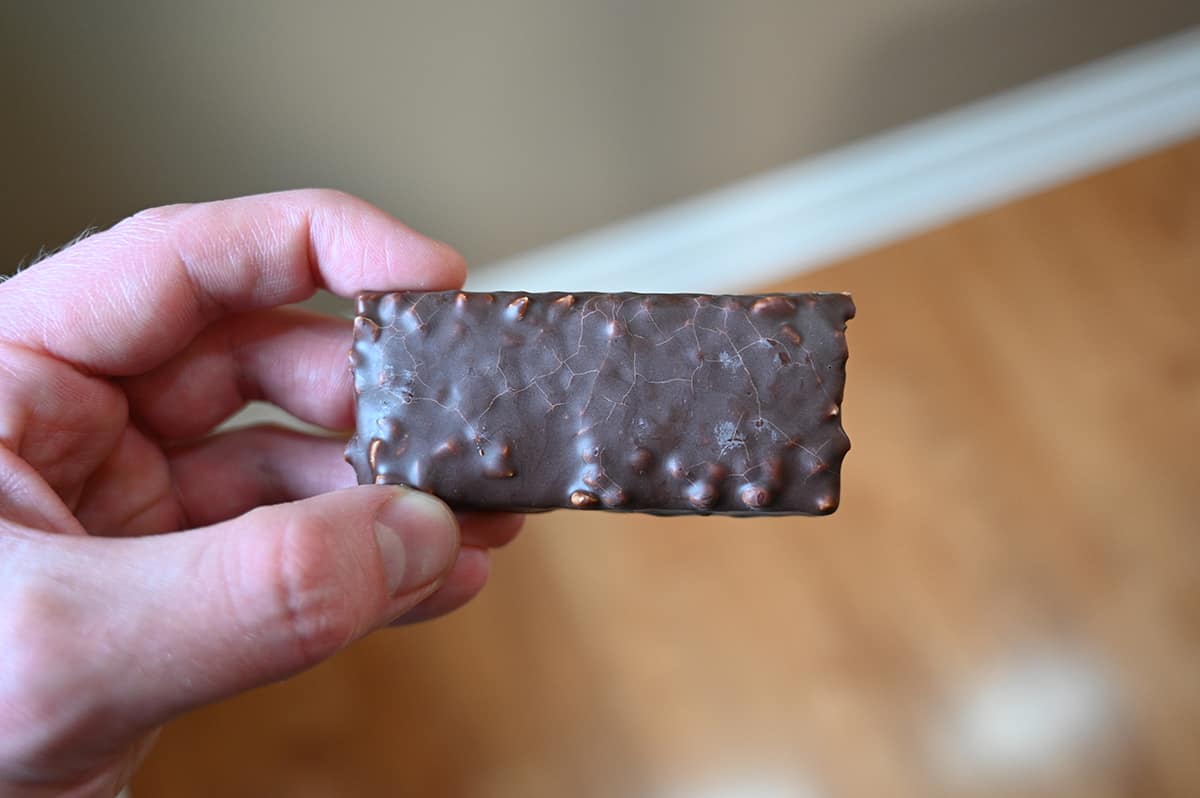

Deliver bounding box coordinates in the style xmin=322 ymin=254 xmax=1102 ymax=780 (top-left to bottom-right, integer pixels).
xmin=467 ymin=28 xmax=1200 ymax=294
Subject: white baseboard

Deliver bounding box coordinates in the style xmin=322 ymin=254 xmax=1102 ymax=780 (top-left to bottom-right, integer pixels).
xmin=466 ymin=27 xmax=1200 ymax=294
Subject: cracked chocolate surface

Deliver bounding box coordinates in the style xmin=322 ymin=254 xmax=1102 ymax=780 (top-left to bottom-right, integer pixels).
xmin=346 ymin=291 xmax=854 ymax=516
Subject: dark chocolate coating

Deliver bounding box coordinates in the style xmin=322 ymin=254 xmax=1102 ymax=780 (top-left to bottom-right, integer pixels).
xmin=346 ymin=291 xmax=854 ymax=516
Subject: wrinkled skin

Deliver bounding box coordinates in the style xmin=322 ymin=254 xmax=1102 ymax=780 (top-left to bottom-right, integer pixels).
xmin=0 ymin=191 xmax=522 ymax=797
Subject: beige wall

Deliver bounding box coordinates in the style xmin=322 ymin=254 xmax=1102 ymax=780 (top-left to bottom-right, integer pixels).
xmin=2 ymin=1 xmax=1197 ymax=274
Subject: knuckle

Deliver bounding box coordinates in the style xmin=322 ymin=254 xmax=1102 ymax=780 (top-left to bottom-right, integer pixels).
xmin=311 ymin=187 xmax=355 ymax=206
xmin=105 ymin=204 xmax=192 ymax=252
xmin=262 ymin=512 xmax=361 ymax=664
xmin=293 ymin=187 xmax=358 ymax=217
xmin=128 ymin=202 xmax=189 ymax=227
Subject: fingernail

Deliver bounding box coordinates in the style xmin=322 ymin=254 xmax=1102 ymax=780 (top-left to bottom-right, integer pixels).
xmin=374 ymin=490 xmax=459 ymax=597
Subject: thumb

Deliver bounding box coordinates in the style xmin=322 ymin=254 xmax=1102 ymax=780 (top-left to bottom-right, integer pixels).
xmin=119 ymin=485 xmax=460 ymax=710
xmin=0 ymin=485 xmax=458 ymax=773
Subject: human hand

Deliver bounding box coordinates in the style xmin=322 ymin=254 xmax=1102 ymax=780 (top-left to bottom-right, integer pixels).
xmin=0 ymin=191 xmax=523 ymax=797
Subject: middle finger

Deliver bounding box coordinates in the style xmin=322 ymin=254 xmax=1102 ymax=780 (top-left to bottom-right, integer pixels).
xmin=164 ymin=424 xmax=524 ymax=548
xmin=122 ymin=307 xmax=353 ymax=441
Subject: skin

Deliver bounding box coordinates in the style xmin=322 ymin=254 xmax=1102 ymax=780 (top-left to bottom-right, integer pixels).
xmin=0 ymin=190 xmax=524 ymax=797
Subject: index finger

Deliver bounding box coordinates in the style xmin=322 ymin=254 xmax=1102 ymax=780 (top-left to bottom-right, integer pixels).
xmin=0 ymin=189 xmax=465 ymax=375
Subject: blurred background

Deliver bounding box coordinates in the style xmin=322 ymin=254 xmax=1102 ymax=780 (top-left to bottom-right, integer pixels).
xmin=2 ymin=1 xmax=1199 ymax=277
xmin=3 ymin=3 xmax=1200 ymax=797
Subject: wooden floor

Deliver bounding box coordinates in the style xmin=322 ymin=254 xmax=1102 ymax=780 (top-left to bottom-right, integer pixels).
xmin=133 ymin=138 xmax=1200 ymax=798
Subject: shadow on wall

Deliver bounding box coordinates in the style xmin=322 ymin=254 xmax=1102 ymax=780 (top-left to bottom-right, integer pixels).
xmin=2 ymin=0 xmax=1197 ymax=277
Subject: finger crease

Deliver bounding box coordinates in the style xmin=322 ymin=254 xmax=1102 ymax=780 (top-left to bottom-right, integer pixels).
xmin=167 ymin=231 xmax=224 ymax=324
xmin=302 ymin=208 xmax=325 ymax=292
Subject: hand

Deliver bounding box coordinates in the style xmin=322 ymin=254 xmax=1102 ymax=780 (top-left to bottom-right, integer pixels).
xmin=0 ymin=190 xmax=523 ymax=797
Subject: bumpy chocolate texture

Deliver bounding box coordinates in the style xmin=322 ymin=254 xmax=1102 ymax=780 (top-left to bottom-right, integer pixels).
xmin=346 ymin=291 xmax=854 ymax=516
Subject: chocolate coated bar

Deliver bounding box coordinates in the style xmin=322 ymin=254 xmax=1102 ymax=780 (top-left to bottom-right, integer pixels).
xmin=346 ymin=291 xmax=854 ymax=516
